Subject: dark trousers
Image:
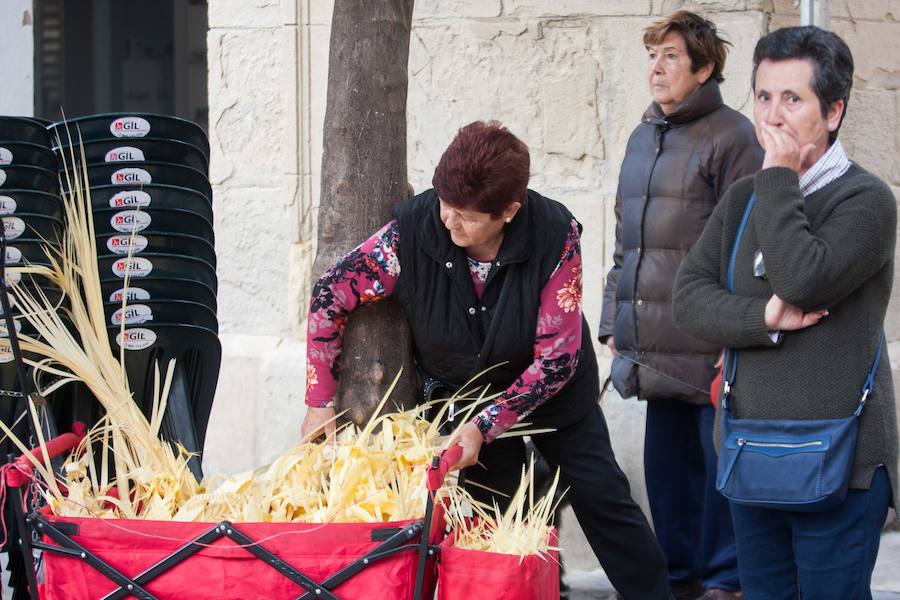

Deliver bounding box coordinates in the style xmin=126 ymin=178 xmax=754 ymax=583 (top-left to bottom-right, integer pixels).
xmin=644 ymin=401 xmax=739 ymax=591
xmin=729 ymin=466 xmax=891 ymax=600
xmin=464 ymin=404 xmax=671 ymax=600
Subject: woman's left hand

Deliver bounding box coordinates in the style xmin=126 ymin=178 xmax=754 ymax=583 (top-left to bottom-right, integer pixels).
xmin=448 ymin=422 xmax=485 ymax=470
xmin=765 ymin=294 xmax=828 ymax=330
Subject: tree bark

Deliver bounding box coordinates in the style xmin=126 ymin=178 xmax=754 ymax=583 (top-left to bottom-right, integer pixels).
xmin=313 ymin=0 xmax=418 ymax=426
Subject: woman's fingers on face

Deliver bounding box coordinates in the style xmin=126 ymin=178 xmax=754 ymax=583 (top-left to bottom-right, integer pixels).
xmin=769 ymin=128 xmax=792 ymax=153
xmin=764 ymin=124 xmax=798 ymax=150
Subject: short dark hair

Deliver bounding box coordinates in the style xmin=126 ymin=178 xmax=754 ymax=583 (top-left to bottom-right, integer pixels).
xmin=643 ymin=10 xmax=732 ymax=83
xmin=432 ymin=121 xmax=530 ymax=217
xmin=752 ymin=26 xmax=854 ymax=143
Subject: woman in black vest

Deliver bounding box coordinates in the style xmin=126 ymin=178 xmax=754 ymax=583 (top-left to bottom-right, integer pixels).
xmin=301 ymin=121 xmax=670 ymax=599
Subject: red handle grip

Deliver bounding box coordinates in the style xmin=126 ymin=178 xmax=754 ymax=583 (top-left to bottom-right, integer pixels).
xmin=427 ymin=444 xmax=463 ymax=492
xmin=4 ymin=422 xmax=87 ymax=488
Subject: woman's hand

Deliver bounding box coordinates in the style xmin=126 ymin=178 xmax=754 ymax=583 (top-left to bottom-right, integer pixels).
xmin=764 ymin=295 xmax=828 ymax=331
xmin=714 ymin=349 xmax=725 ymax=369
xmin=300 ymin=406 xmax=336 ymax=442
xmin=605 ymin=337 xmax=617 ymax=355
xmin=448 ymin=422 xmax=485 ymax=470
xmin=759 ymin=121 xmax=817 ymax=174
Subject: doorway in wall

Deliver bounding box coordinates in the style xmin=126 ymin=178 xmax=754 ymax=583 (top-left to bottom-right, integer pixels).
xmin=33 ymin=0 xmax=208 ymax=131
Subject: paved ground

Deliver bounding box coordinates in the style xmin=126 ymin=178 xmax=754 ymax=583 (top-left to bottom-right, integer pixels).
xmin=564 ymin=531 xmax=900 ymax=598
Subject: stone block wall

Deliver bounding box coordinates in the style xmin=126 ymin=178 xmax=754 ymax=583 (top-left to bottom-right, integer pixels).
xmin=204 ymin=0 xmax=900 ymax=550
xmin=0 ymin=1 xmax=34 ymax=116
xmin=204 ymin=0 xmax=768 ymax=469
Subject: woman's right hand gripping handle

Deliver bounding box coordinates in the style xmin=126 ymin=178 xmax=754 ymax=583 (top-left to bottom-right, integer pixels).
xmin=300 ymin=406 xmax=336 ymax=442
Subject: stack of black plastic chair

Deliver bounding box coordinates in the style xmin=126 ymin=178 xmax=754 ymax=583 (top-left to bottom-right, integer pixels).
xmin=50 ymin=114 xmax=219 ymax=479
xmin=0 ymin=118 xmax=66 ymax=452
xmin=0 ymin=116 xmax=65 ymax=600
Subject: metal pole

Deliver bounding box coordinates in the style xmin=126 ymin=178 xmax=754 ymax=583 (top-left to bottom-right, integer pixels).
xmin=800 ymin=0 xmax=831 ymax=28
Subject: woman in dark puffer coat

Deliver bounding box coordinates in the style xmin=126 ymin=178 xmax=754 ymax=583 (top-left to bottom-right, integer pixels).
xmin=598 ymin=11 xmax=762 ymax=600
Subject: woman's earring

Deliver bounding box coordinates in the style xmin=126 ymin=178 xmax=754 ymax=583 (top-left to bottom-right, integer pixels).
xmin=504 ymin=217 xmax=512 ymax=223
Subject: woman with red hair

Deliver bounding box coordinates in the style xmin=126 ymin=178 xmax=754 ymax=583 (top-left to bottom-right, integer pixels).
xmin=300 ymin=121 xmax=671 ymax=598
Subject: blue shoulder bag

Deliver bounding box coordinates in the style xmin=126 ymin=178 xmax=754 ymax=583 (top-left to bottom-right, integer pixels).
xmin=715 ymin=193 xmax=885 ymax=512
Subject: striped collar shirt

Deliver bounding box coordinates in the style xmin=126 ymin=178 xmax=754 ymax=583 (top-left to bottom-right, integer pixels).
xmin=799 ymin=139 xmax=852 ymax=197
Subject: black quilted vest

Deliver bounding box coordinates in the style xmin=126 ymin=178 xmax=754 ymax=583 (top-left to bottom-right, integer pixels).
xmin=392 ymin=189 xmax=598 ymax=429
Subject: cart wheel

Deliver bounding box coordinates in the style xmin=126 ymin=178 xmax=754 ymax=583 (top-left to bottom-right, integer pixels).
xmin=3 ymin=525 xmax=32 ymax=599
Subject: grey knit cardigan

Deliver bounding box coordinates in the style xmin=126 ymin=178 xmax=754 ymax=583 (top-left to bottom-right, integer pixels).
xmin=673 ymin=164 xmax=898 ymax=508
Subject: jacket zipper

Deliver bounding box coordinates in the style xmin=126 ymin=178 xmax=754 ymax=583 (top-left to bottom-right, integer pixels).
xmin=737 ymin=439 xmax=824 ymax=449
xmin=631 ymin=124 xmax=666 ymax=352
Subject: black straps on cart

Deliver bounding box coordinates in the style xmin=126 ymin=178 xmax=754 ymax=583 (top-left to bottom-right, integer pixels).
xmin=0 ymin=230 xmax=57 ymax=447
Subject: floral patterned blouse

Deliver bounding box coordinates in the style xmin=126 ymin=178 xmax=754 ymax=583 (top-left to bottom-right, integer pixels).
xmin=306 ymin=219 xmax=583 ymax=443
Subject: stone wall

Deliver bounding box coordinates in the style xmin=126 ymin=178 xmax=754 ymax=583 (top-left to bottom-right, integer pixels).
xmin=205 ymin=0 xmax=767 ymax=471
xmin=204 ymin=0 xmax=313 ymax=471
xmin=204 ymin=0 xmax=900 ymax=560
xmin=0 ymin=1 xmax=35 ymax=116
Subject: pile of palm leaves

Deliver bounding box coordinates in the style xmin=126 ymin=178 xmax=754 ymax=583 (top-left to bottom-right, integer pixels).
xmin=0 ymin=134 xmax=561 ymax=560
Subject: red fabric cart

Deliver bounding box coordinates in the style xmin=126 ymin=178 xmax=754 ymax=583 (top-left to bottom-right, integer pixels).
xmin=35 ymin=513 xmax=442 ymax=600
xmin=5 ymin=434 xmax=445 ymax=600
xmin=7 ymin=433 xmax=561 ymax=599
xmin=436 ymin=525 xmax=560 ymax=600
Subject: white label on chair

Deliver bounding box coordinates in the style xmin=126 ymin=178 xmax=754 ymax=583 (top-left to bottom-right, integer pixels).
xmin=0 ymin=148 xmax=12 ymax=165
xmin=3 ymin=217 xmax=25 ymax=239
xmin=116 ymin=328 xmax=157 ymax=350
xmin=105 ymin=147 xmax=146 ymax=162
xmin=109 ymin=286 xmax=151 ymax=302
xmin=0 ymin=340 xmax=13 ymax=363
xmin=111 ymin=210 xmax=152 ymax=233
xmin=110 ymin=190 xmax=151 ymax=208
xmin=107 ymin=234 xmax=148 ymax=254
xmin=110 ymin=117 xmax=151 ymax=138
xmin=0 ymin=196 xmax=16 ymax=215
xmin=0 ymin=169 xmax=6 ymax=186
xmin=111 ymin=168 xmax=151 ymax=185
xmin=0 ymin=320 xmax=22 ymax=338
xmin=112 ymin=257 xmax=153 ymax=278
xmin=5 ymin=270 xmax=21 ymax=286
xmin=5 ymin=247 xmax=22 ymax=264
xmin=111 ymin=304 xmax=153 ymax=326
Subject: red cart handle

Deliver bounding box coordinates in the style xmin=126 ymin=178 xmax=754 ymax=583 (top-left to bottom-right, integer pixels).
xmin=4 ymin=422 xmax=87 ymax=488
xmin=426 ymin=444 xmax=463 ymax=492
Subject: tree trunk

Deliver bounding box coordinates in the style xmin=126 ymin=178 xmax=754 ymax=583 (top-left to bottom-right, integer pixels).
xmin=313 ymin=0 xmax=418 ymax=426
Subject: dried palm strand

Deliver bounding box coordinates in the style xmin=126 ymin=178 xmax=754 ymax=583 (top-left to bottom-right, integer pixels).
xmin=4 ymin=132 xmax=201 ymax=518
xmin=169 ymin=389 xmax=465 ymax=524
xmin=3 ymin=131 xmax=544 ymax=523
xmin=444 ymin=458 xmax=563 ymax=561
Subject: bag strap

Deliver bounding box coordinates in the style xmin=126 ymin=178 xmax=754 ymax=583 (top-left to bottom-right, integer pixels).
xmin=720 ymin=193 xmax=885 ymax=417
xmin=727 ymin=194 xmax=757 ymax=296
xmin=721 ymin=194 xmax=756 ymax=413
xmin=855 ymin=330 xmax=885 ymax=417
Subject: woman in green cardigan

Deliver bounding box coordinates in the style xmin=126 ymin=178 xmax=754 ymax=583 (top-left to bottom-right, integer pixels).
xmin=673 ymin=26 xmax=897 ymax=599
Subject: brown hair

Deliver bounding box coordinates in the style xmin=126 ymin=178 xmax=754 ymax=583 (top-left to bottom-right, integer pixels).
xmin=643 ymin=10 xmax=731 ymax=83
xmin=432 ymin=121 xmax=530 ymax=217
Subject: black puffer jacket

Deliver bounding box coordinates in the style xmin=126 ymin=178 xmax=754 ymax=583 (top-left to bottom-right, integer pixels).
xmin=598 ymin=80 xmax=763 ymax=404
